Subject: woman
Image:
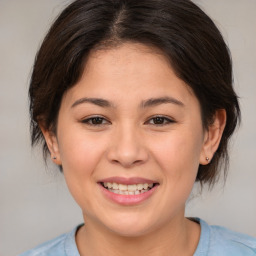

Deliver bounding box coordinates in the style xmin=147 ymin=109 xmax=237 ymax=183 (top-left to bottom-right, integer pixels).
xmin=20 ymin=0 xmax=256 ymax=255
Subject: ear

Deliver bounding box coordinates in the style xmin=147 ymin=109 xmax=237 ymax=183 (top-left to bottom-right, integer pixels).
xmin=40 ymin=124 xmax=62 ymax=165
xmin=200 ymin=109 xmax=226 ymax=165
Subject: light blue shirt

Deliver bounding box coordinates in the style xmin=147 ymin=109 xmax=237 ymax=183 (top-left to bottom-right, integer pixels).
xmin=19 ymin=219 xmax=256 ymax=255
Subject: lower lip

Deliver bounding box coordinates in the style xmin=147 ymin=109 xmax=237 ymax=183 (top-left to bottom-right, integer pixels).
xmin=99 ymin=184 xmax=158 ymax=206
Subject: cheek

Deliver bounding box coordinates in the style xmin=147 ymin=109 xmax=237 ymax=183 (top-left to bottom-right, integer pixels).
xmin=57 ymin=129 xmax=108 ymax=195
xmin=150 ymin=128 xmax=203 ymax=185
xmin=58 ymin=126 xmax=107 ymax=171
xmin=57 ymin=132 xmax=108 ymax=209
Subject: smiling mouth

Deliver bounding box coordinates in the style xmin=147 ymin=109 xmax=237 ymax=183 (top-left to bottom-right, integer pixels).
xmin=100 ymin=182 xmax=158 ymax=195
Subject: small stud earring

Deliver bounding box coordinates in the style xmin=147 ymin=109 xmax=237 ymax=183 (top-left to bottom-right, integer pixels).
xmin=206 ymin=157 xmax=210 ymax=162
xmin=52 ymin=156 xmax=57 ymax=160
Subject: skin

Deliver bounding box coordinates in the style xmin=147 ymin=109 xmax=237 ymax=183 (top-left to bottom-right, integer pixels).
xmin=42 ymin=43 xmax=226 ymax=256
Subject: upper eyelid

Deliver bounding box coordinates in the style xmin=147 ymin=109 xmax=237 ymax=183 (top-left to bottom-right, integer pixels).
xmin=80 ymin=115 xmax=175 ymax=124
xmin=81 ymin=115 xmax=111 ymax=124
xmin=146 ymin=115 xmax=175 ymax=122
xmin=81 ymin=114 xmax=108 ymax=120
xmin=143 ymin=116 xmax=176 ymax=126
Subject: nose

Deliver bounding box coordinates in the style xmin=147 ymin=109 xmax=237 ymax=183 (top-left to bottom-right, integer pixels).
xmin=106 ymin=124 xmax=149 ymax=168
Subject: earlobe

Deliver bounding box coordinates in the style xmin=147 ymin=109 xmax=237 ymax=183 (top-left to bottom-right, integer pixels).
xmin=200 ymin=109 xmax=226 ymax=165
xmin=39 ymin=124 xmax=62 ymax=165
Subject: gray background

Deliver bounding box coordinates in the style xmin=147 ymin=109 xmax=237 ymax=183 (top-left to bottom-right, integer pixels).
xmin=0 ymin=0 xmax=255 ymax=255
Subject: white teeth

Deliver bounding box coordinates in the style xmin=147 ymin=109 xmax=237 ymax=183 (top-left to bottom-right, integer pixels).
xmin=112 ymin=183 xmax=118 ymax=189
xmin=119 ymin=184 xmax=128 ymax=191
xmin=143 ymin=183 xmax=148 ymax=189
xmin=108 ymin=189 xmax=150 ymax=195
xmin=137 ymin=184 xmax=144 ymax=190
xmin=107 ymin=182 xmax=112 ymax=188
xmin=127 ymin=184 xmax=137 ymax=191
xmin=102 ymin=182 xmax=155 ymax=195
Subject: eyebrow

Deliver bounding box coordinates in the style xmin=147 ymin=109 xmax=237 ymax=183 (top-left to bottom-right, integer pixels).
xmin=71 ymin=96 xmax=184 ymax=109
xmin=71 ymin=97 xmax=113 ymax=108
xmin=140 ymin=96 xmax=184 ymax=108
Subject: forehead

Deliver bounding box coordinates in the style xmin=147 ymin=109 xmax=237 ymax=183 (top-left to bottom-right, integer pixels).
xmin=85 ymin=43 xmax=173 ymax=81
xmin=63 ymin=42 xmax=197 ymax=108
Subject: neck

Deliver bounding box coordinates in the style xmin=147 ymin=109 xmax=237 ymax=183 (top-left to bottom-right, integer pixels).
xmin=76 ymin=213 xmax=200 ymax=256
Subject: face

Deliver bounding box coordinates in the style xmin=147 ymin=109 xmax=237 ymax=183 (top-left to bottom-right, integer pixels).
xmin=45 ymin=43 xmax=212 ymax=237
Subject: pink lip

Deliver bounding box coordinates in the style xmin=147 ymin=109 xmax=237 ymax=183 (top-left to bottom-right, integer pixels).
xmin=99 ymin=176 xmax=158 ymax=185
xmin=98 ymin=177 xmax=159 ymax=206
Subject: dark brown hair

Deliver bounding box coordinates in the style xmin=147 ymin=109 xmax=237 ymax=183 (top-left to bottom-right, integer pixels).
xmin=29 ymin=0 xmax=240 ymax=187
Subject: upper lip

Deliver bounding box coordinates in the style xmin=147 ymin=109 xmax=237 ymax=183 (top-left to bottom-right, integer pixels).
xmin=98 ymin=176 xmax=159 ymax=185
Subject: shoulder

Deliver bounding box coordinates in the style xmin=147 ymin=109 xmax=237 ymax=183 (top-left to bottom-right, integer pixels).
xmin=18 ymin=226 xmax=81 ymax=256
xmin=195 ymin=218 xmax=256 ymax=256
xmin=209 ymin=224 xmax=256 ymax=255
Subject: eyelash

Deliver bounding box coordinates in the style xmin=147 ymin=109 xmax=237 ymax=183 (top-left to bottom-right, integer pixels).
xmin=81 ymin=116 xmax=111 ymax=126
xmin=145 ymin=115 xmax=175 ymax=126
xmin=81 ymin=115 xmax=175 ymax=127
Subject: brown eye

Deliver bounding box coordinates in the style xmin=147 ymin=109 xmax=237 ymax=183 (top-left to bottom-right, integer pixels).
xmin=146 ymin=116 xmax=175 ymax=126
xmin=152 ymin=117 xmax=165 ymax=124
xmin=91 ymin=117 xmax=104 ymax=124
xmin=82 ymin=116 xmax=110 ymax=126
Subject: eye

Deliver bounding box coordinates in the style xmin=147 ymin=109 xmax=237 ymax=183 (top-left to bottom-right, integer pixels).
xmin=81 ymin=116 xmax=110 ymax=126
xmin=145 ymin=116 xmax=175 ymax=126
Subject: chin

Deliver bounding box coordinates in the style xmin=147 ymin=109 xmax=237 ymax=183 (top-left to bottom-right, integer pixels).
xmin=109 ymin=224 xmax=152 ymax=238
xmin=101 ymin=212 xmax=159 ymax=238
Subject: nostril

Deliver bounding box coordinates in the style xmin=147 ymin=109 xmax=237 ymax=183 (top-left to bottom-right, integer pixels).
xmin=110 ymin=158 xmax=145 ymax=168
